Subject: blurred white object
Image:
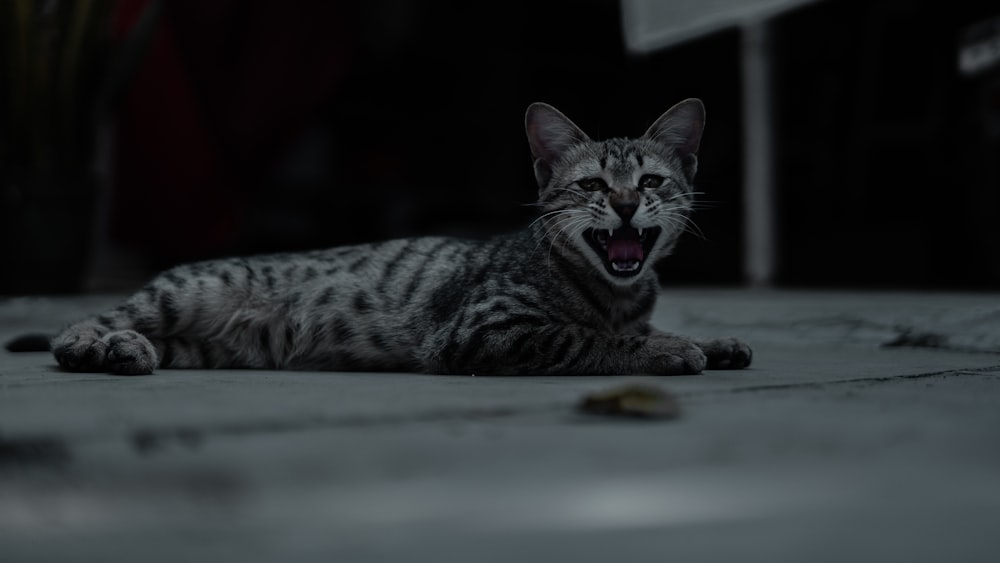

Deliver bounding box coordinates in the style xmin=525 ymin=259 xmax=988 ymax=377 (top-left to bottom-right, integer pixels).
xmin=621 ymin=0 xmax=820 ymax=285
xmin=621 ymin=0 xmax=820 ymax=53
xmin=958 ymin=15 xmax=1000 ymax=76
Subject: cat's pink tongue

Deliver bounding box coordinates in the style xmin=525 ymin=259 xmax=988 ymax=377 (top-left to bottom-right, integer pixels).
xmin=607 ymin=237 xmax=643 ymax=262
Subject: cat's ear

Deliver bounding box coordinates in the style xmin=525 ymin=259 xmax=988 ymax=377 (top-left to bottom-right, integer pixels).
xmin=525 ymin=103 xmax=590 ymax=189
xmin=643 ymin=98 xmax=705 ymax=181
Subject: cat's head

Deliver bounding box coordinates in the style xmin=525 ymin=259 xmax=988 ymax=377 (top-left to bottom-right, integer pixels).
xmin=525 ymin=99 xmax=705 ymax=286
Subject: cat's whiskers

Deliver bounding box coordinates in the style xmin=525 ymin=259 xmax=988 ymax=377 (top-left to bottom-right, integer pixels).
xmin=550 ymin=220 xmax=593 ymax=272
xmin=541 ymin=212 xmax=593 ymax=267
xmin=529 ymin=215 xmax=581 ymax=270
xmin=529 ymin=208 xmax=588 ymax=230
xmin=666 ymin=191 xmax=704 ymax=202
xmin=530 ymin=210 xmax=590 ymax=258
xmin=657 ymin=206 xmax=705 ymax=240
xmin=547 ymin=214 xmax=591 ymax=249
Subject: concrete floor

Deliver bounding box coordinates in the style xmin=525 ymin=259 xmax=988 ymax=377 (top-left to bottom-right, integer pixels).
xmin=2 ymin=289 xmax=999 ymax=562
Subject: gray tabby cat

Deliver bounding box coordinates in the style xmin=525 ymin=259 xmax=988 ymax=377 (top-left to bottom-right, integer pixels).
xmin=52 ymin=99 xmax=752 ymax=376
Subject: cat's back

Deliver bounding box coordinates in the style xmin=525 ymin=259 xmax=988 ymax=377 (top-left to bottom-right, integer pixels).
xmin=188 ymin=236 xmax=467 ymax=289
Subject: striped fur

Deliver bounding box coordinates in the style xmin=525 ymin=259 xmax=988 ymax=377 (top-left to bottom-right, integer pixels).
xmin=52 ymin=100 xmax=752 ymax=375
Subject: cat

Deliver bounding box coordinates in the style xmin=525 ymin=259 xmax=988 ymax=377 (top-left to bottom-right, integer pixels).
xmin=50 ymin=99 xmax=752 ymax=376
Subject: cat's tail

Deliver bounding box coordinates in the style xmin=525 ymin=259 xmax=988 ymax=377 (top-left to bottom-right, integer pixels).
xmin=5 ymin=333 xmax=53 ymax=352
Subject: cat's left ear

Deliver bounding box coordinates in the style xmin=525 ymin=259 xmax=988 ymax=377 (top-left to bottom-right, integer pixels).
xmin=525 ymin=103 xmax=590 ymax=189
xmin=643 ymin=98 xmax=705 ymax=181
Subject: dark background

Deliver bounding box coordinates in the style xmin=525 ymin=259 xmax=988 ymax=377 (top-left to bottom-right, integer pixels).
xmin=105 ymin=0 xmax=745 ymax=287
xmin=771 ymin=0 xmax=1000 ymax=288
xmin=2 ymin=0 xmax=998 ymax=294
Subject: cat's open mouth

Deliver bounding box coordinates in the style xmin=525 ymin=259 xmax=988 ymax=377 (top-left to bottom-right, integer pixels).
xmin=585 ymin=226 xmax=661 ymax=277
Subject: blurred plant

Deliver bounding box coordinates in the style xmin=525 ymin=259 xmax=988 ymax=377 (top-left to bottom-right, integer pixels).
xmin=2 ymin=0 xmax=112 ymax=181
xmin=0 ymin=0 xmax=162 ymax=294
xmin=0 ymin=0 xmax=161 ymax=185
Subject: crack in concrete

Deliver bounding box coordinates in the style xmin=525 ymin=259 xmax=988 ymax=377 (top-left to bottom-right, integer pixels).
xmin=681 ymin=364 xmax=1000 ymax=397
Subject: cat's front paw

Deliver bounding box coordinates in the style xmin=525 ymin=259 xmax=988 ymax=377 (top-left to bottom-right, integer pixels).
xmin=53 ymin=329 xmax=108 ymax=372
xmin=104 ymin=330 xmax=158 ymax=375
xmin=697 ymin=337 xmax=752 ymax=370
xmin=645 ymin=335 xmax=707 ymax=375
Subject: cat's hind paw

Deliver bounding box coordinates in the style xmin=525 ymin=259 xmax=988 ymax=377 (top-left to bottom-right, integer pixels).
xmin=53 ymin=328 xmax=108 ymax=372
xmin=53 ymin=326 xmax=158 ymax=375
xmin=697 ymin=337 xmax=752 ymax=370
xmin=104 ymin=330 xmax=158 ymax=375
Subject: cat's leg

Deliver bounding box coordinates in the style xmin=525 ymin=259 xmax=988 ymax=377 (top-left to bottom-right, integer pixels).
xmin=53 ymin=284 xmax=173 ymax=375
xmin=424 ymin=324 xmax=708 ymax=376
xmin=692 ymin=336 xmax=753 ymax=369
xmin=630 ymin=331 xmax=709 ymax=375
xmin=54 ymin=322 xmax=236 ymax=374
xmin=152 ymin=338 xmax=225 ymax=369
xmin=51 ymin=320 xmax=110 ymax=372
xmin=52 ymin=321 xmax=159 ymax=375
xmin=54 ymin=257 xmax=295 ymax=374
xmin=102 ymin=330 xmax=159 ymax=374
xmin=646 ymin=328 xmax=752 ymax=370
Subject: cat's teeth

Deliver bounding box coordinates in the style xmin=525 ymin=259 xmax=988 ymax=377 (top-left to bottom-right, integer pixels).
xmin=608 ymin=229 xmax=614 ymax=239
xmin=637 ymin=228 xmax=644 ymax=238
xmin=612 ymin=261 xmax=641 ymax=272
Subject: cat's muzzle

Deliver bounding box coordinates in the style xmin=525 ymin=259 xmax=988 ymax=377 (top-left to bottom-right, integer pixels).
xmin=585 ymin=226 xmax=662 ymax=278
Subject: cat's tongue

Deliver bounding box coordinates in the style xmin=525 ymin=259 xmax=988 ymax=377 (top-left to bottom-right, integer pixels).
xmin=607 ymin=229 xmax=643 ymax=262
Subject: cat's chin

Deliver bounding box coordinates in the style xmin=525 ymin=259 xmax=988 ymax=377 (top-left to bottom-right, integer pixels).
xmin=583 ymin=226 xmax=662 ymax=281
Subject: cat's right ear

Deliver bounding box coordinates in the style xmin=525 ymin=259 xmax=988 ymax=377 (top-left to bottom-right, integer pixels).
xmin=525 ymin=103 xmax=590 ymax=189
xmin=643 ymin=98 xmax=706 ymax=182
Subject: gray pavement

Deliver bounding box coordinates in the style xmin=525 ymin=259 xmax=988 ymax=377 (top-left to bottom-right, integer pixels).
xmin=1 ymin=289 xmax=999 ymax=562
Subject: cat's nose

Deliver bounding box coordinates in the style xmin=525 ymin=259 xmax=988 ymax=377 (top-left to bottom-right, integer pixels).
xmin=612 ymin=202 xmax=637 ymax=222
xmin=610 ymin=190 xmax=640 ymax=224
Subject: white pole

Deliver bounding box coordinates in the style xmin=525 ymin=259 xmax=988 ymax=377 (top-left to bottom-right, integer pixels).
xmin=741 ymin=19 xmax=776 ymax=286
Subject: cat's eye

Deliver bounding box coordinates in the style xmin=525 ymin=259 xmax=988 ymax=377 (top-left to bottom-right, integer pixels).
xmin=578 ymin=178 xmax=609 ymax=192
xmin=638 ymin=174 xmax=664 ymax=190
